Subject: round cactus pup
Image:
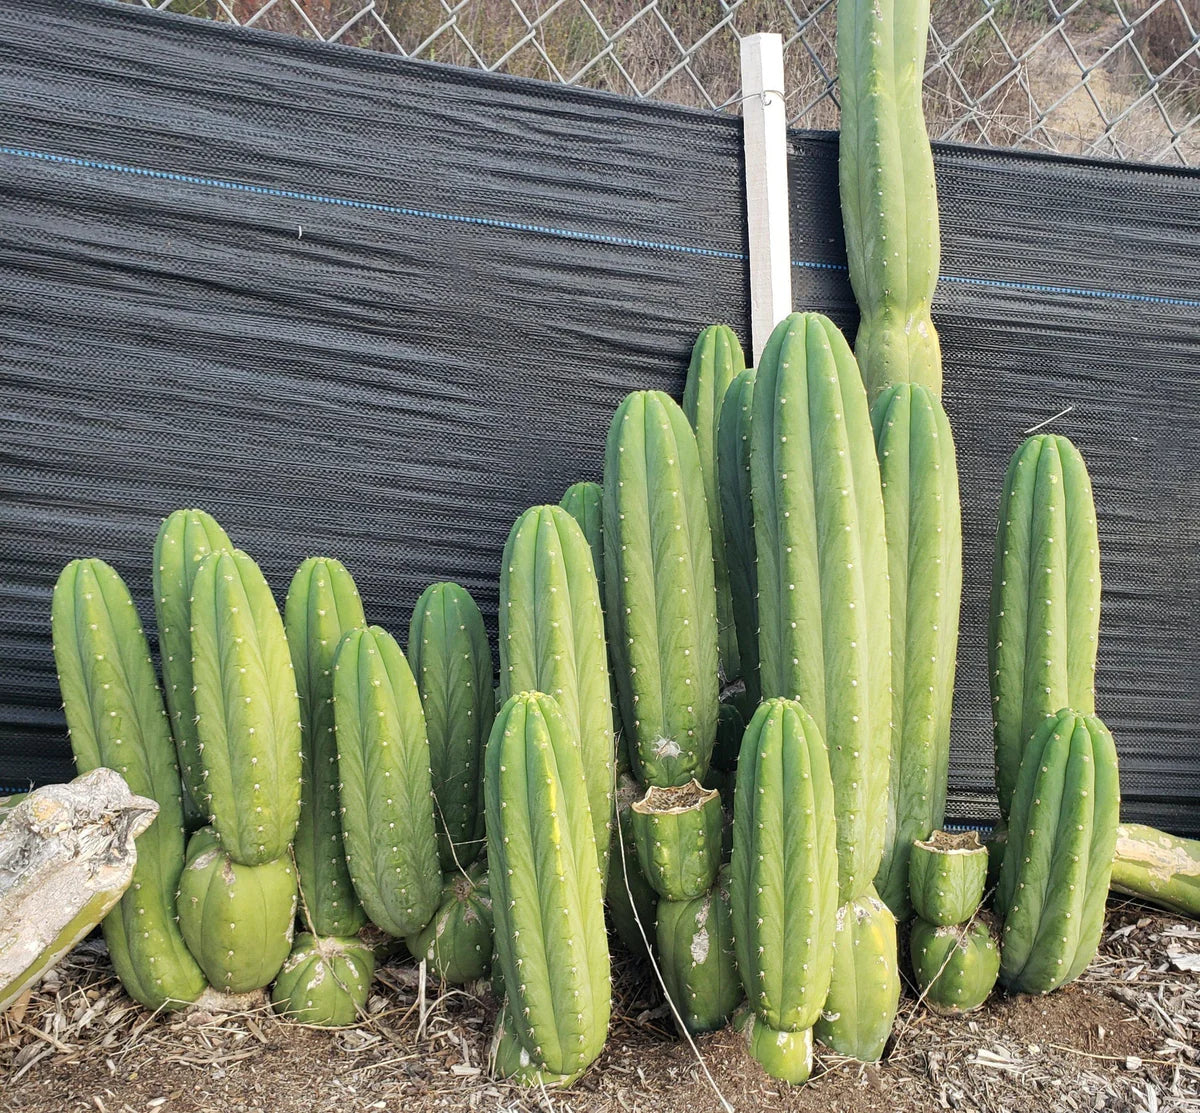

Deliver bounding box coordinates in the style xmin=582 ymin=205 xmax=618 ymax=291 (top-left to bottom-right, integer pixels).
xmin=271 ymin=933 xmax=375 ymax=1027
xmin=407 ymin=864 xmax=493 ymax=985
xmin=910 ymin=915 xmax=1000 ymax=1015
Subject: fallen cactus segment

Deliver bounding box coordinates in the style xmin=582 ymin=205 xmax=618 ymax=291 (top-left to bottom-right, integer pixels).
xmin=270 ymin=933 xmax=375 ymax=1027
xmin=996 ymin=709 xmax=1120 ymax=995
xmin=908 ymin=829 xmax=989 ymax=928
xmin=332 ymin=625 xmax=441 ymax=940
xmin=408 ymin=581 xmax=492 ymax=873
xmin=486 ymin=692 xmax=610 ymax=1086
xmin=52 ymin=558 xmax=207 ymax=1010
xmin=989 ymin=434 xmax=1100 ymax=820
xmin=285 ymin=556 xmax=368 ymax=938
xmin=1110 ymin=823 xmax=1200 ymax=919
xmin=910 ymin=915 xmax=1000 ymax=1015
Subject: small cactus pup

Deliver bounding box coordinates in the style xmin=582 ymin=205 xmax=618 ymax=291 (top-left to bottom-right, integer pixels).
xmin=751 ymin=312 xmax=890 ymax=903
xmin=52 ymin=558 xmax=208 ymax=1010
xmin=837 ymin=0 xmax=941 ymax=400
xmin=908 ymin=829 xmax=989 ymax=927
xmin=603 ymin=390 xmax=720 ymax=788
xmin=499 ymin=505 xmax=614 ymax=880
xmin=813 ymin=887 xmax=901 ymax=1062
xmin=989 ymin=434 xmax=1100 ymax=820
xmin=716 ymin=367 xmax=759 ymax=709
xmin=486 ymin=693 xmax=610 ymax=1087
xmin=190 ymin=548 xmax=301 ymax=866
xmin=271 ymin=933 xmax=375 ymax=1027
xmin=406 ymin=863 xmax=493 ymax=985
xmin=153 ymin=508 xmax=233 ymax=827
xmin=630 ymin=781 xmax=723 ymax=902
xmin=177 ymin=827 xmax=297 ymax=994
xmin=996 ymin=708 xmax=1120 ymax=995
xmin=730 ymin=699 xmax=838 ymax=1085
xmin=408 ymin=581 xmax=493 ymax=873
xmin=656 ymin=865 xmax=742 ymax=1035
xmin=333 ymin=625 xmax=441 ymax=939
xmin=871 ymin=384 xmax=962 ymax=919
xmin=607 ymin=774 xmax=658 ymax=964
xmin=910 ymin=915 xmax=1000 ymax=1016
xmin=285 ymin=557 xmax=368 ymax=938
xmin=683 ymin=324 xmax=747 ymax=699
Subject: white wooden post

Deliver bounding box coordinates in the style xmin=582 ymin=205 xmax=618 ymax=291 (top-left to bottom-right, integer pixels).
xmin=740 ymin=33 xmax=792 ymax=365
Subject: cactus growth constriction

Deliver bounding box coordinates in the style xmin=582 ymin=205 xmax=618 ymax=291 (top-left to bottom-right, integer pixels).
xmin=751 ymin=313 xmax=891 ymax=902
xmin=408 ymin=581 xmax=493 ymax=873
xmin=285 ymin=557 xmax=368 ymax=937
xmin=52 ymin=559 xmax=207 ymax=1010
xmin=989 ymin=435 xmax=1101 ymax=820
xmin=603 ymin=390 xmax=719 ymax=788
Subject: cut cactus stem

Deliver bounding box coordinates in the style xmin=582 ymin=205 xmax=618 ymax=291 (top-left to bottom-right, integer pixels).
xmin=270 ymin=933 xmax=375 ymax=1027
xmin=908 ymin=829 xmax=989 ymax=927
xmin=630 ymin=781 xmax=723 ymax=903
xmin=910 ymin=914 xmax=1000 ymax=1015
xmin=1110 ymin=823 xmax=1200 ymax=919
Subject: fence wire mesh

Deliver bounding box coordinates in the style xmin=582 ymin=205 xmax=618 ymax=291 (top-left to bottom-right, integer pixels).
xmin=131 ymin=0 xmax=1200 ymax=166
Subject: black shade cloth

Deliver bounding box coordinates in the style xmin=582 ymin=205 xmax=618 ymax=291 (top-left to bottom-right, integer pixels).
xmin=1 ymin=0 xmax=1196 ymax=832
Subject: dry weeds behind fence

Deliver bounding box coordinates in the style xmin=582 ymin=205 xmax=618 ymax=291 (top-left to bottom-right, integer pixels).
xmin=129 ymin=0 xmax=1200 ymax=166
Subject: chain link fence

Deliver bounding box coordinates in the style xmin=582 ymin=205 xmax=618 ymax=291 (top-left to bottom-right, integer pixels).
xmin=133 ymin=0 xmax=1199 ymax=165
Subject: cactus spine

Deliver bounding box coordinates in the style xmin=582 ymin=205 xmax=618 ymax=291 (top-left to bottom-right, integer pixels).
xmin=486 ymin=693 xmax=610 ymax=1086
xmin=153 ymin=509 xmax=233 ymax=826
xmin=751 ymin=313 xmax=891 ymax=901
xmin=731 ymin=699 xmax=838 ymax=1083
xmin=683 ymin=324 xmax=746 ymax=694
xmin=51 ymin=559 xmax=207 ymax=1009
xmin=995 ymin=709 xmax=1119 ymax=994
xmin=333 ymin=625 xmax=441 ymax=939
xmin=837 ymin=0 xmax=941 ymax=400
xmin=408 ymin=582 xmax=493 ymax=873
xmin=989 ymin=435 xmax=1100 ymax=819
xmin=285 ymin=557 xmax=368 ymax=937
xmin=871 ymin=384 xmax=962 ymax=917
xmin=271 ymin=933 xmax=375 ymax=1027
xmin=603 ymin=390 xmax=719 ymax=787
xmin=500 ymin=505 xmax=614 ymax=878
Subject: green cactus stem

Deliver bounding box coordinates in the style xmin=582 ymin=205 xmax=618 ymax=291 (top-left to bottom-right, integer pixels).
xmin=989 ymin=435 xmax=1100 ymax=820
xmin=837 ymin=0 xmax=941 ymax=400
xmin=285 ymin=557 xmax=368 ymax=938
xmin=741 ymin=1012 xmax=813 ymax=1085
xmin=1111 ymin=823 xmax=1200 ymax=919
xmin=333 ymin=625 xmax=441 ymax=939
xmin=908 ymin=829 xmax=989 ymax=927
xmin=52 ymin=558 xmax=208 ymax=1010
xmin=603 ymin=390 xmax=719 ymax=788
xmin=271 ymin=933 xmax=375 ymax=1027
xmin=408 ymin=582 xmax=493 ymax=873
xmin=751 ymin=312 xmax=891 ymax=902
xmin=871 ymin=384 xmax=962 ymax=918
xmin=407 ymin=863 xmax=494 ymax=985
xmin=910 ymin=915 xmax=1000 ymax=1015
xmin=630 ymin=781 xmax=723 ymax=902
xmin=153 ymin=509 xmax=233 ymax=826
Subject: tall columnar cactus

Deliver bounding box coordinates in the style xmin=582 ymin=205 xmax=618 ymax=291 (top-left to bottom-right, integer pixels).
xmin=731 ymin=699 xmax=838 ymax=1084
xmin=333 ymin=625 xmax=441 ymax=939
xmin=285 ymin=557 xmax=368 ymax=937
xmin=871 ymin=384 xmax=962 ymax=917
xmin=989 ymin=435 xmax=1100 ymax=819
xmin=500 ymin=505 xmax=614 ymax=878
xmin=995 ymin=709 xmax=1120 ymax=995
xmin=751 ymin=312 xmax=891 ymax=902
xmin=683 ymin=324 xmax=746 ymax=693
xmin=486 ymin=693 xmax=610 ymax=1087
xmin=716 ymin=367 xmax=759 ymax=709
xmin=51 ymin=559 xmax=208 ymax=1010
xmin=190 ymin=549 xmax=302 ymax=866
xmin=408 ymin=581 xmax=493 ymax=873
xmin=603 ymin=390 xmax=720 ymax=788
xmin=837 ymin=0 xmax=941 ymax=400
xmin=153 ymin=509 xmax=233 ymax=826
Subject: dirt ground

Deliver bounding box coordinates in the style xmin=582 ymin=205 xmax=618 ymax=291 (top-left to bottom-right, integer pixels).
xmin=2 ymin=900 xmax=1197 ymax=1113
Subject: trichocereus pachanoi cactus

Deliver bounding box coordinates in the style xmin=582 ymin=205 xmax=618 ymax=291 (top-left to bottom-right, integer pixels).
xmin=190 ymin=548 xmax=302 ymax=866
xmin=730 ymin=699 xmax=837 ymax=1084
xmin=908 ymin=829 xmax=989 ymax=927
xmin=333 ymin=625 xmax=441 ymax=940
xmin=51 ymin=558 xmax=208 ymax=1010
xmin=995 ymin=708 xmax=1119 ymax=995
xmin=407 ymin=862 xmax=493 ymax=985
xmin=836 ymin=0 xmax=941 ymax=401
xmin=910 ymin=915 xmax=1000 ymax=1015
xmin=153 ymin=508 xmax=233 ymax=827
xmin=408 ymin=581 xmax=493 ymax=873
xmin=989 ymin=434 xmax=1100 ymax=821
xmin=486 ymin=692 xmax=610 ymax=1087
xmin=271 ymin=933 xmax=376 ymax=1027
xmin=285 ymin=556 xmax=368 ymax=937
xmin=500 ymin=505 xmax=613 ymax=881
xmin=871 ymin=383 xmax=962 ymax=919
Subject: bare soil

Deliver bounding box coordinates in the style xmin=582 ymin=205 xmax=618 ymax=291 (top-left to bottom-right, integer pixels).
xmin=2 ymin=901 xmax=1197 ymax=1113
